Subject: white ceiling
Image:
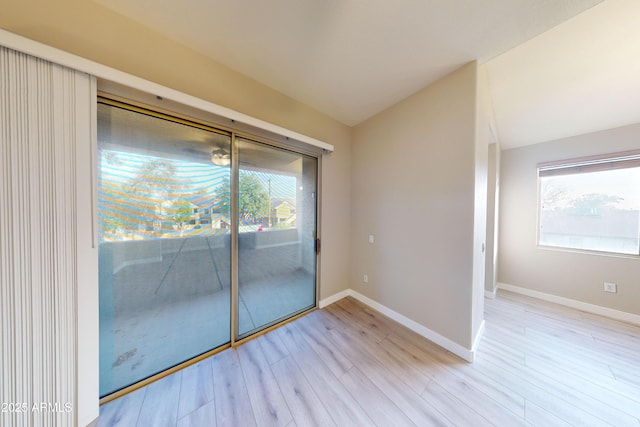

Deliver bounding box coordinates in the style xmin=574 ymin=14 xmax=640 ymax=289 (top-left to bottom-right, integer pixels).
xmin=486 ymin=0 xmax=640 ymax=148
xmin=92 ymin=0 xmax=640 ymax=149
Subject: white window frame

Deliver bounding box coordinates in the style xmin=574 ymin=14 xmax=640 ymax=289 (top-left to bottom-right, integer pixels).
xmin=537 ymin=150 xmax=640 ymax=257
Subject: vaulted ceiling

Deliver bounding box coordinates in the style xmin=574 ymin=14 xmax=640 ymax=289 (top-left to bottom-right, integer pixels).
xmin=94 ymin=0 xmax=640 ymax=149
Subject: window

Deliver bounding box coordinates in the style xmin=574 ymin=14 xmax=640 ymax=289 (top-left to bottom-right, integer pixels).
xmin=538 ymin=151 xmax=640 ymax=255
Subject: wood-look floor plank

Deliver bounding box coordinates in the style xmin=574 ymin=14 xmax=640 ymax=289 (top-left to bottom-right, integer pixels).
xmin=383 ymin=332 xmax=458 ymax=379
xmin=484 ymin=311 xmax=527 ymax=334
xmin=427 ymin=369 xmax=527 ymax=426
xmin=524 ymin=400 xmax=573 ymax=427
xmin=593 ymin=336 xmax=640 ymax=366
xmin=323 ymin=309 xmax=383 ymax=345
xmin=525 ymin=323 xmax=637 ymax=370
xmin=98 ymin=289 xmax=640 ymax=427
xmin=422 ymin=380 xmax=495 ymax=427
xmin=374 ymin=322 xmax=526 ymax=419
xmin=611 ymin=365 xmax=640 ymax=388
xmin=304 ymin=307 xmax=342 ymax=332
xmin=346 ymin=306 xmax=453 ymax=395
xmin=176 ymin=401 xmax=216 ymax=427
xmin=476 ymin=333 xmax=526 ymax=365
xmin=524 ymin=350 xmax=640 ymax=403
xmin=324 ymin=325 xmax=452 ymax=426
xmin=97 ymin=386 xmax=146 ymax=427
xmin=511 ymin=359 xmax=637 ymax=426
xmin=488 ymin=323 xmax=617 ymax=382
xmin=324 ymin=303 xmax=387 ymax=343
xmin=339 ymin=366 xmax=416 ymax=427
xmin=517 ymin=355 xmax=640 ymax=420
xmin=525 ymin=318 xmax=596 ymax=348
xmin=177 ymin=358 xmax=214 ymax=420
xmin=293 ymin=316 xmax=353 ymax=377
xmin=274 ymin=322 xmax=377 ymax=427
xmin=475 ymin=346 xmax=632 ymax=426
xmin=236 ymin=338 xmax=293 ymax=427
xmin=500 ymin=292 xmax=583 ymax=321
xmin=136 ymin=372 xmax=181 ymax=427
xmin=257 ymin=330 xmax=289 ymax=366
xmin=434 ymin=359 xmax=526 ymax=417
xmin=327 ymin=324 xmax=432 ymax=395
xmin=333 ymin=297 xmax=362 ymax=316
xmin=211 ymin=349 xmax=256 ymax=427
xmin=271 ymin=356 xmax=336 ymax=427
xmin=579 ymin=311 xmax=640 ymax=338
xmin=359 ymin=304 xmax=424 ymax=338
xmin=475 ymin=351 xmax=578 ymax=423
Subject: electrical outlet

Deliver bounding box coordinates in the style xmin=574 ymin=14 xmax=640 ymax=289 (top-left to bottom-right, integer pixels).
xmin=363 ymin=274 xmax=369 ymax=283
xmin=603 ymin=282 xmax=617 ymax=293
xmin=368 ymin=234 xmax=374 ymax=244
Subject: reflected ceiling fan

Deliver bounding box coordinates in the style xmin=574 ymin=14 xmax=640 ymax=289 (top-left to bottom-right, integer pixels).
xmin=178 ymin=143 xmax=230 ymax=166
xmin=180 ymin=143 xmax=257 ymax=168
xmin=210 ymin=146 xmax=230 ymax=167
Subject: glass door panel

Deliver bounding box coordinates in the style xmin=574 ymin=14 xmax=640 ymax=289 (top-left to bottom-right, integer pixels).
xmin=97 ymin=102 xmax=232 ymax=397
xmin=236 ymin=137 xmax=318 ymax=338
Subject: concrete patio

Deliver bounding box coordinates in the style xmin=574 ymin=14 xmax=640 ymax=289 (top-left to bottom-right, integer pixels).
xmin=99 ymin=232 xmax=315 ymax=396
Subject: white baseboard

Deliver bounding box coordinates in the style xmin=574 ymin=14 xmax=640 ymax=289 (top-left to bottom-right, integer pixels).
xmin=484 ymin=287 xmax=497 ymax=299
xmin=497 ymin=282 xmax=640 ymax=326
xmin=318 ymin=289 xmax=350 ymax=308
xmin=471 ymin=320 xmax=485 ymax=358
xmin=319 ymin=288 xmax=475 ymax=362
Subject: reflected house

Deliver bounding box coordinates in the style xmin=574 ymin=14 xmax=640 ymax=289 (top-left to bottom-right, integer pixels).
xmin=195 ymin=206 xmax=230 ymax=230
xmin=214 ymin=214 xmax=230 ymax=230
xmin=191 ymin=206 xmax=207 ymax=226
xmin=208 ymin=210 xmax=231 ymax=230
xmin=271 ymin=198 xmax=297 ymax=227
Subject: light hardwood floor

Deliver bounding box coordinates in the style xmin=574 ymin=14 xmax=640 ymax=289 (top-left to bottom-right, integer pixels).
xmin=96 ymin=290 xmax=640 ymax=426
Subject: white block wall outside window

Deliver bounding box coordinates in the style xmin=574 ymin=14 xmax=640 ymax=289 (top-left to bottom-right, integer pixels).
xmin=0 ymin=46 xmax=97 ymax=427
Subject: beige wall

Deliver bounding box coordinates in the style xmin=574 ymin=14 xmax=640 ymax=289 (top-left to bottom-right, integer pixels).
xmin=499 ymin=123 xmax=640 ymax=315
xmin=351 ymin=62 xmax=482 ymax=349
xmin=0 ymin=0 xmax=352 ymax=300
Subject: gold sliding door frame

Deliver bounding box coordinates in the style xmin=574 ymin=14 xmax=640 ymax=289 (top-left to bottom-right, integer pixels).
xmin=230 ymin=133 xmax=240 ymax=346
xmin=232 ymin=135 xmax=321 ymax=342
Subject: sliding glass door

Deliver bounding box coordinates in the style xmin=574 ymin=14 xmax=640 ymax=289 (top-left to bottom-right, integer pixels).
xmin=97 ymin=101 xmax=232 ymax=397
xmin=236 ymin=138 xmax=318 ymax=338
xmin=98 ymin=100 xmax=318 ymax=398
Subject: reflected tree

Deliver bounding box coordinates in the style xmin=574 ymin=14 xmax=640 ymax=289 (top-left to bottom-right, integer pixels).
xmin=569 ymin=193 xmax=623 ymax=215
xmin=541 ymin=181 xmax=568 ymax=210
xmin=214 ymin=173 xmax=269 ymax=223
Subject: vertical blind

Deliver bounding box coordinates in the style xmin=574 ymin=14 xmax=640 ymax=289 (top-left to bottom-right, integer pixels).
xmin=0 ymin=46 xmax=92 ymax=427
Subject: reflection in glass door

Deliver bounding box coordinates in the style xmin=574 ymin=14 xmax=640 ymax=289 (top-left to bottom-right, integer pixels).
xmin=97 ymin=100 xmax=320 ymax=399
xmin=236 ymin=138 xmax=318 ymax=338
xmin=98 ymin=101 xmax=232 ymax=397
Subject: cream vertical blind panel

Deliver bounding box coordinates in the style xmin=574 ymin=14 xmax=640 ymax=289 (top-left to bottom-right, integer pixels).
xmin=0 ymin=46 xmax=93 ymax=427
